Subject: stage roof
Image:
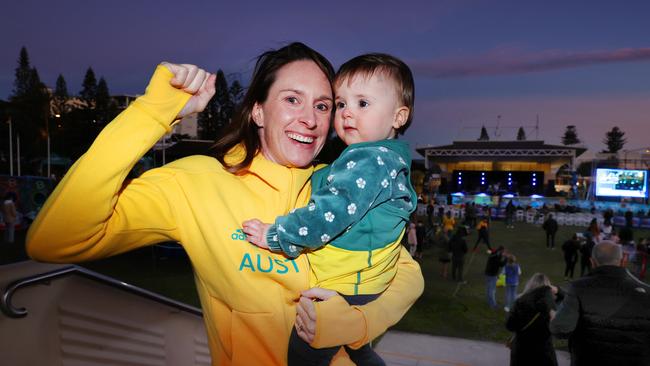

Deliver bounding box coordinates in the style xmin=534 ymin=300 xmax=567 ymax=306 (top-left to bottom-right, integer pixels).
xmin=416 ymin=140 xmax=587 ymax=160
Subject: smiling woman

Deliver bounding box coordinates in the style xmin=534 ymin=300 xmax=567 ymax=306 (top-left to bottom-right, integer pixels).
xmin=26 ymin=42 xmax=423 ymax=366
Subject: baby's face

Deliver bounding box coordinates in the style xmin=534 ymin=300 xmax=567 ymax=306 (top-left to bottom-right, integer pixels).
xmin=333 ymin=73 xmax=405 ymax=145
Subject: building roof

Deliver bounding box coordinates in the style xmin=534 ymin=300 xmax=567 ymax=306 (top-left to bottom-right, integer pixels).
xmin=416 ymin=140 xmax=587 ymax=158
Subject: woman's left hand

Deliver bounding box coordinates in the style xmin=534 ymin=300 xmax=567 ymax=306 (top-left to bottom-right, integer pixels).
xmin=295 ymin=287 xmax=338 ymax=343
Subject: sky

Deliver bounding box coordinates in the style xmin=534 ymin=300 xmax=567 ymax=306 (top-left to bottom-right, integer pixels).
xmin=2 ymin=0 xmax=650 ymax=159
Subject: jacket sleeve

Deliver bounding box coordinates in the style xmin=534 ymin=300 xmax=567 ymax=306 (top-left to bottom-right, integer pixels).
xmin=550 ymin=284 xmax=580 ymax=338
xmin=311 ymin=246 xmax=424 ymax=349
xmin=266 ymin=146 xmax=406 ymax=256
xmin=505 ymin=304 xmax=523 ymax=332
xmin=26 ymin=66 xmax=191 ymax=263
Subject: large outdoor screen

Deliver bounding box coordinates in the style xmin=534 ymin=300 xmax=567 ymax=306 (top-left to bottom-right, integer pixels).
xmin=595 ymin=168 xmax=648 ymax=198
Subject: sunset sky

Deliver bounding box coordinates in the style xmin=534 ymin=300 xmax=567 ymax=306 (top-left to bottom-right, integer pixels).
xmin=2 ymin=0 xmax=650 ymax=158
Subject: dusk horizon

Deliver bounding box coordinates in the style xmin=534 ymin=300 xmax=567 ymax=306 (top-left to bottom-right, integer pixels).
xmin=3 ymin=0 xmax=650 ymax=156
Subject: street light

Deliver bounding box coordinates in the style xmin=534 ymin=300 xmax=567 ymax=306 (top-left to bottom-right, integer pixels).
xmin=7 ymin=117 xmax=13 ymax=176
xmin=46 ymin=114 xmax=61 ymax=178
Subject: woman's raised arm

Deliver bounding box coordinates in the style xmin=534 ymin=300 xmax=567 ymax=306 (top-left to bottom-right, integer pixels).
xmin=27 ymin=64 xmax=215 ymax=263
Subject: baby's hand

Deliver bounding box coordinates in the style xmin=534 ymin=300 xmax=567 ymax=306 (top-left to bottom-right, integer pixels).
xmin=242 ymin=219 xmax=271 ymax=249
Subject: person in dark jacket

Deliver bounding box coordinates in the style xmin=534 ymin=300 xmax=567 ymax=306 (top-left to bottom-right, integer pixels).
xmin=449 ymin=226 xmax=469 ymax=282
xmin=426 ymin=201 xmax=434 ymax=228
xmin=624 ymin=209 xmax=634 ymax=228
xmin=579 ymin=238 xmax=595 ymax=276
xmin=542 ymin=214 xmax=558 ymax=249
xmin=505 ymin=200 xmax=516 ymax=229
xmin=415 ymin=220 xmax=426 ymax=259
xmin=561 ymin=234 xmax=580 ymax=279
xmin=485 ymin=246 xmax=507 ymax=308
xmin=550 ymin=241 xmax=650 ymax=366
xmin=506 ymin=273 xmax=564 ymax=366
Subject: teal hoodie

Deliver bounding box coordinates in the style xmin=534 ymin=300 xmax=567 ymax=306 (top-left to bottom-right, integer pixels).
xmin=267 ymin=139 xmax=416 ymax=254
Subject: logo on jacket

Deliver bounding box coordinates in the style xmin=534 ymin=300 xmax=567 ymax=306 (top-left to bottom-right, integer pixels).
xmin=231 ymin=229 xmax=246 ymax=241
xmin=238 ymin=253 xmax=300 ymax=274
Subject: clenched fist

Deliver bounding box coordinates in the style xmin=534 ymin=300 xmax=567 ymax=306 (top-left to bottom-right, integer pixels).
xmin=161 ymin=62 xmax=216 ymax=119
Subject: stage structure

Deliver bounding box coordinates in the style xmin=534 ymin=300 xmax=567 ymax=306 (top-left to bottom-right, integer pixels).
xmin=417 ymin=140 xmax=586 ymax=195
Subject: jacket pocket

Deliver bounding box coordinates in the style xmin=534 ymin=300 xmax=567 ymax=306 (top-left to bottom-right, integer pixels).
xmin=231 ymin=310 xmax=286 ymax=365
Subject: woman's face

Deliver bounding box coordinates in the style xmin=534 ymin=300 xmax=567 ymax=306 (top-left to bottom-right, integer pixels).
xmin=253 ymin=60 xmax=333 ymax=168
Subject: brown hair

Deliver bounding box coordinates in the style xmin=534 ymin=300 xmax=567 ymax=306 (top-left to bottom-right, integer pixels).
xmin=334 ymin=53 xmax=415 ymax=135
xmin=210 ymin=42 xmax=335 ymax=173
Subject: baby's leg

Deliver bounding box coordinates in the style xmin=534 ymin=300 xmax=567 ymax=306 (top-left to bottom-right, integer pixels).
xmin=287 ymin=327 xmax=339 ymax=366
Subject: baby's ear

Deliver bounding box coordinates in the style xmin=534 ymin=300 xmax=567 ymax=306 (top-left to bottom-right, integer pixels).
xmin=392 ymin=106 xmax=410 ymax=130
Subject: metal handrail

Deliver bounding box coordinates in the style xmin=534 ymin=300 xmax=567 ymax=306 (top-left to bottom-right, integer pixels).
xmin=1 ymin=265 xmax=203 ymax=318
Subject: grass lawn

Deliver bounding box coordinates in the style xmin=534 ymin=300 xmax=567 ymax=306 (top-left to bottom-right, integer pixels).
xmin=3 ymin=220 xmax=649 ymax=346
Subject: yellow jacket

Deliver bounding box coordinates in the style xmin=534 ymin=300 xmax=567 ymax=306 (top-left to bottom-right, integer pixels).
xmin=26 ymin=66 xmax=424 ymax=365
xmin=442 ymin=216 xmax=455 ymax=232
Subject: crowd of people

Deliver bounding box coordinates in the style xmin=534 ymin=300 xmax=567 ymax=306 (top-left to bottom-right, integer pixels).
xmin=411 ymin=199 xmax=650 ymax=366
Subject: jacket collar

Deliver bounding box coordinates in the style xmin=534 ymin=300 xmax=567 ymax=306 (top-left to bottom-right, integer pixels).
xmin=591 ymin=265 xmax=627 ymax=277
xmin=225 ymin=145 xmax=315 ymax=191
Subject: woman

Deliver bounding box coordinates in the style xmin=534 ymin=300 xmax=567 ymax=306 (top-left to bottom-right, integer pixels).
xmin=407 ymin=218 xmax=418 ymax=257
xmin=587 ymin=218 xmax=601 ymax=243
xmin=448 ymin=226 xmax=468 ymax=282
xmin=26 ymin=43 xmax=423 ymax=366
xmin=442 ymin=211 xmax=455 ymax=239
xmin=506 ymin=273 xmax=563 ymax=366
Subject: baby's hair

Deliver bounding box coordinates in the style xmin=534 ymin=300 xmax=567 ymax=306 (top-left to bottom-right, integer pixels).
xmin=335 ymin=53 xmax=414 ymax=135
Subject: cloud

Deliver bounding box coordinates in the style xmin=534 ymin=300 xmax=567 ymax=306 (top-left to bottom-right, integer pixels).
xmin=413 ymin=47 xmax=650 ymax=78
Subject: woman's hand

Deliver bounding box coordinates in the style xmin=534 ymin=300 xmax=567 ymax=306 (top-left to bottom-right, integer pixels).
xmin=161 ymin=62 xmax=216 ymax=119
xmin=295 ymin=288 xmax=338 ymax=343
xmin=242 ymin=219 xmax=271 ymax=249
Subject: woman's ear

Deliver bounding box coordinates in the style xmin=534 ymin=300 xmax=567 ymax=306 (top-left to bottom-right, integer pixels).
xmin=252 ymin=103 xmax=264 ymax=127
xmin=392 ymin=106 xmax=410 ymax=130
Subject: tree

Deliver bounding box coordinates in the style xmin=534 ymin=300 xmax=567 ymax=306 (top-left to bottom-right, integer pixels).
xmin=9 ymin=47 xmax=51 ymax=169
xmin=12 ymin=47 xmax=32 ymax=98
xmin=229 ymin=80 xmax=244 ymax=107
xmin=53 ymin=74 xmax=69 ymax=115
xmin=478 ymin=125 xmax=489 ymax=141
xmin=198 ymin=69 xmax=233 ymax=140
xmin=54 ymin=74 xmax=68 ymax=99
xmin=602 ymin=126 xmax=626 ymax=153
xmin=214 ymin=70 xmax=232 ymax=132
xmin=516 ymin=126 xmax=526 ymax=141
xmin=562 ymin=125 xmax=581 ymax=145
xmin=95 ymin=77 xmax=116 ymax=124
xmin=80 ymin=67 xmax=98 ymax=107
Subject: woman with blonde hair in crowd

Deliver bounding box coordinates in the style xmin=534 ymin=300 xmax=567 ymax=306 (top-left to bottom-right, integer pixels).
xmin=506 ymin=273 xmax=564 ymax=366
xmin=587 ymin=218 xmax=601 ymax=243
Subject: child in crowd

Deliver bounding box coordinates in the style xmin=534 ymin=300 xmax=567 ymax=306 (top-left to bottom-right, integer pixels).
xmin=407 ymin=217 xmax=418 ymax=257
xmin=442 ymin=211 xmax=456 ymax=238
xmin=473 ymin=218 xmax=492 ymax=253
xmin=504 ymin=254 xmax=521 ymax=312
xmin=243 ymin=53 xmax=416 ymax=366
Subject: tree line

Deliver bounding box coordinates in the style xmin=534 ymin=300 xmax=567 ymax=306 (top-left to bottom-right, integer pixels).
xmin=1 ymin=47 xmax=244 ymax=175
xmin=475 ymin=123 xmax=626 ymax=154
